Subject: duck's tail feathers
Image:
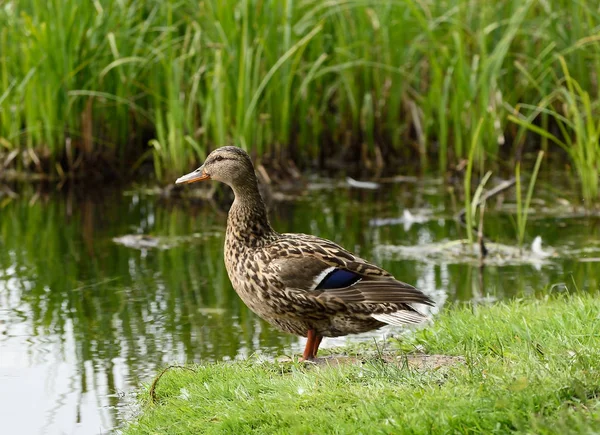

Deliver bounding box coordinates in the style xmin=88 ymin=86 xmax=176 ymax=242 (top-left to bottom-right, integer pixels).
xmin=371 ymin=309 xmax=428 ymax=326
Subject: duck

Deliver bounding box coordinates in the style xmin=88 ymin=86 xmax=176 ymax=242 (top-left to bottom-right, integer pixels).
xmin=176 ymin=146 xmax=434 ymax=360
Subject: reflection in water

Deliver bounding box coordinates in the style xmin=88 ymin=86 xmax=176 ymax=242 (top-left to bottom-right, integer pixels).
xmin=0 ymin=181 xmax=598 ymax=434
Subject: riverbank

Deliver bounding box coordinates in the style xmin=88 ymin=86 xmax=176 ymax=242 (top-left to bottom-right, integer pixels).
xmin=122 ymin=293 xmax=600 ymax=434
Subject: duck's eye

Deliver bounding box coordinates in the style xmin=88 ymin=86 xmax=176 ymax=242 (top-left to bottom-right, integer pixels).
xmin=214 ymin=155 xmax=224 ymax=162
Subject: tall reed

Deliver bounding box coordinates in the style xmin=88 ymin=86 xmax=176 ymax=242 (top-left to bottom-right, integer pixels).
xmin=515 ymin=151 xmax=544 ymax=250
xmin=509 ymin=58 xmax=599 ymax=205
xmin=0 ymin=0 xmax=599 ymax=195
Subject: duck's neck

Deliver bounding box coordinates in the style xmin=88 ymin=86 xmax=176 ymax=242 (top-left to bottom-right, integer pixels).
xmin=226 ymin=177 xmax=277 ymax=247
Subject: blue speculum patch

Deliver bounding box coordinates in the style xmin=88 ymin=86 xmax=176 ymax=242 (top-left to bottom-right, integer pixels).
xmin=316 ymin=269 xmax=361 ymax=289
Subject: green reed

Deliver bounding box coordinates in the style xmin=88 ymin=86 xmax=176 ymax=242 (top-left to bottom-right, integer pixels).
xmin=510 ymin=58 xmax=599 ymax=206
xmin=515 ymin=151 xmax=544 ymax=250
xmin=0 ymin=0 xmax=599 ymax=195
xmin=463 ymin=118 xmax=484 ymax=244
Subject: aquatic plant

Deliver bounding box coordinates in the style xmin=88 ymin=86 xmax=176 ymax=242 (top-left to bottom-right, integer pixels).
xmin=515 ymin=151 xmax=544 ymax=250
xmin=0 ymin=0 xmax=599 ymax=193
xmin=463 ymin=118 xmax=485 ymax=244
xmin=509 ymin=58 xmax=599 ymax=206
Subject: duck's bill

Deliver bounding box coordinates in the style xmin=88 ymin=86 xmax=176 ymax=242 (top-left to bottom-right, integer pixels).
xmin=175 ymin=167 xmax=210 ymax=184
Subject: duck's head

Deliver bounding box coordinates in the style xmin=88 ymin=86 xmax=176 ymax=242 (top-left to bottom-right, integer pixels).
xmin=175 ymin=146 xmax=254 ymax=187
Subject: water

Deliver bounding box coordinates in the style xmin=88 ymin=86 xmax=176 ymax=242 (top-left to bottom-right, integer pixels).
xmin=0 ymin=178 xmax=598 ymax=434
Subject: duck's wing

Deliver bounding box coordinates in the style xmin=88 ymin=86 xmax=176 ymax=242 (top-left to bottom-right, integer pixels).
xmin=264 ymin=234 xmax=434 ymax=323
xmin=266 ymin=233 xmax=391 ymax=278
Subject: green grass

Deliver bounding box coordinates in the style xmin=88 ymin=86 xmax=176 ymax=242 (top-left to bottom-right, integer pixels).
xmin=123 ymin=294 xmax=600 ymax=434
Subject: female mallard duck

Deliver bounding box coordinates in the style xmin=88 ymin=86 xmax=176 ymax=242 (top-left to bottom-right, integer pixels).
xmin=176 ymin=146 xmax=433 ymax=360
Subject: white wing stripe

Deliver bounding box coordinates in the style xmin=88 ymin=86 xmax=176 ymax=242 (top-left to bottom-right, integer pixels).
xmin=310 ymin=266 xmax=336 ymax=290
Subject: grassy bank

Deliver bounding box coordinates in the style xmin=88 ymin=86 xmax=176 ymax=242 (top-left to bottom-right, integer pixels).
xmin=1 ymin=1 xmax=600 ymax=199
xmin=123 ymin=294 xmax=600 ymax=434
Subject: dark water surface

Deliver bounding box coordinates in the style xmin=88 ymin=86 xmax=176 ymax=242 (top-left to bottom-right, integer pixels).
xmin=1 ymin=179 xmax=598 ymax=434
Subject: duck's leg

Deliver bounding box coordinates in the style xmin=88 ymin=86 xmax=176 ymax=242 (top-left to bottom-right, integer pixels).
xmin=312 ymin=335 xmax=323 ymax=358
xmin=302 ymin=329 xmax=317 ymax=360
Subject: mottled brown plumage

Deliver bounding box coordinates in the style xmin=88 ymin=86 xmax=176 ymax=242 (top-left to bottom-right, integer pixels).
xmin=176 ymin=146 xmax=434 ymax=360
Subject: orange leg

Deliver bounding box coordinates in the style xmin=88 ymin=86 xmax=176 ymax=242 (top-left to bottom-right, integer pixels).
xmin=312 ymin=335 xmax=323 ymax=358
xmin=302 ymin=329 xmax=317 ymax=360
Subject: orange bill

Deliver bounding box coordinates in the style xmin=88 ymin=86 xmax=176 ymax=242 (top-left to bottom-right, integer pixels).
xmin=175 ymin=166 xmax=210 ymax=184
